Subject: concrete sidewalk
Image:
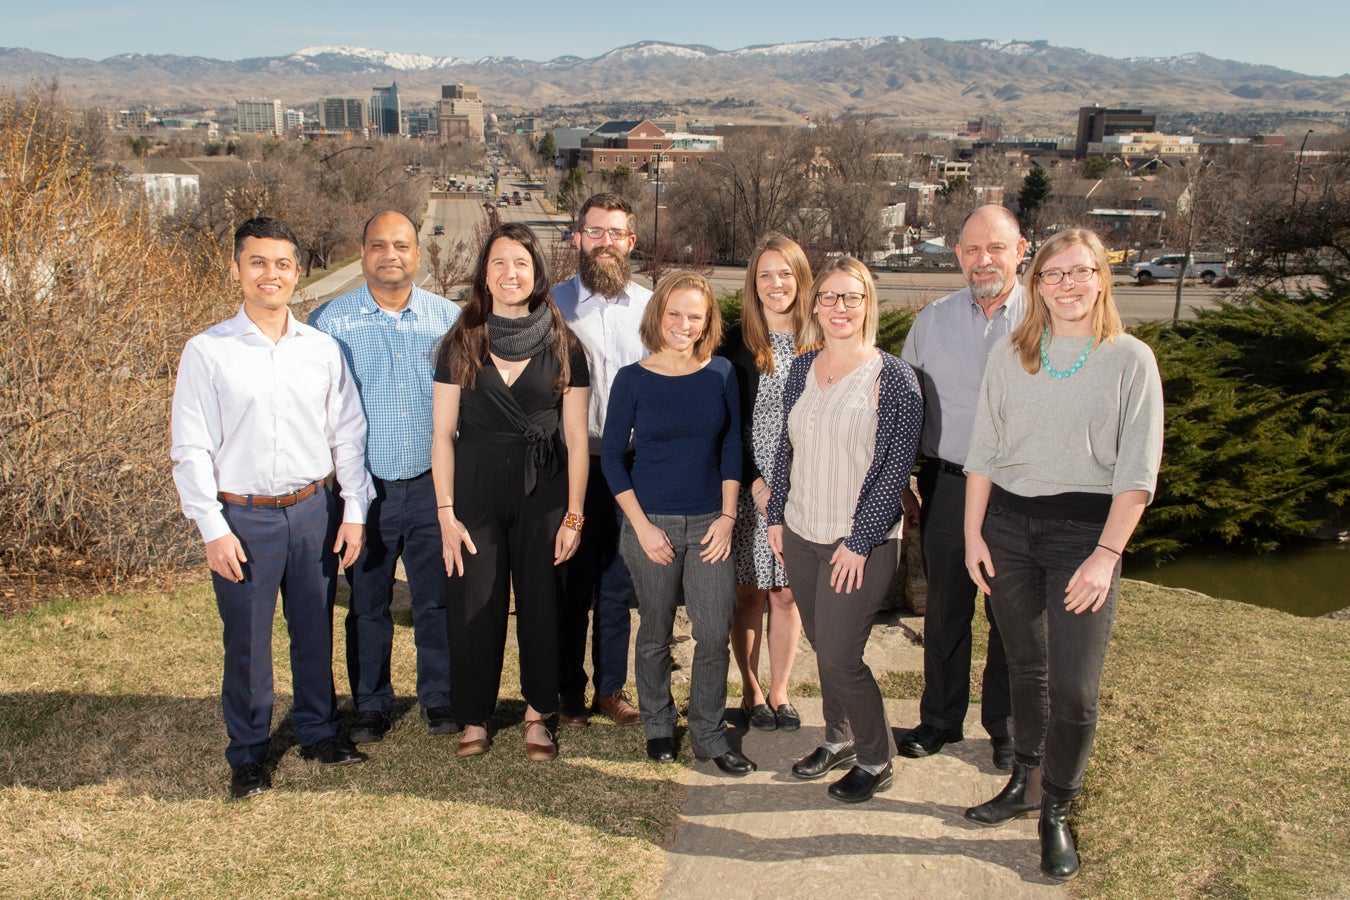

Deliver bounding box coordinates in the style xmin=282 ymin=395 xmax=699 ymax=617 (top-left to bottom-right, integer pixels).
xmin=661 ymin=615 xmax=1064 ymax=898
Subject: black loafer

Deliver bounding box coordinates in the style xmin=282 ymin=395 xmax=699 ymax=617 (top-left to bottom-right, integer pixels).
xmin=646 ymin=737 xmax=677 ymax=763
xmin=991 ymin=735 xmax=1014 ymax=771
xmin=299 ymin=735 xmax=368 ymax=766
xmin=349 ymin=709 xmax=392 ymax=744
xmin=791 ymin=743 xmax=858 ymax=780
xmin=741 ymin=700 xmax=778 ymax=731
xmin=421 ymin=705 xmax=463 ymax=736
xmin=702 ymin=749 xmax=757 ymax=777
xmin=775 ymin=702 xmax=802 ymax=732
xmin=897 ymin=723 xmax=963 ymax=758
xmin=229 ymin=762 xmax=270 ymax=800
xmin=828 ymin=762 xmax=894 ymax=803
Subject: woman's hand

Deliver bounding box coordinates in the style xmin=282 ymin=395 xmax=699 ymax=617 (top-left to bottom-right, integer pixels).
xmin=965 ymin=535 xmax=995 ymax=595
xmin=553 ymin=522 xmax=581 ymax=566
xmin=901 ymin=487 xmax=921 ymax=532
xmin=767 ymin=524 xmax=784 ymax=565
xmin=829 ymin=543 xmax=869 ymax=595
xmin=752 ymin=479 xmax=771 ymax=519
xmin=438 ymin=509 xmax=477 ymax=577
xmin=699 ymin=514 xmax=735 ymax=564
xmin=636 ymin=519 xmax=675 ymax=566
xmin=1064 ymin=547 xmax=1119 ymax=614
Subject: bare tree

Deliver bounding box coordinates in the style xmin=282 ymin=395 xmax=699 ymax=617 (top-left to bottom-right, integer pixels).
xmin=812 ymin=115 xmax=900 ymax=257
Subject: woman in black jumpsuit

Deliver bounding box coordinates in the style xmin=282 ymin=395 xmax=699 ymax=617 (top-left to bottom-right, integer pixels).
xmin=431 ymin=222 xmax=589 ymax=760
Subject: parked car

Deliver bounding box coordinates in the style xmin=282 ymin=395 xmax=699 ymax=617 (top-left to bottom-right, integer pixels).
xmin=1131 ymin=254 xmax=1230 ymax=285
xmin=497 ymin=197 xmax=509 ymax=207
xmin=523 ymin=191 xmax=532 ymax=201
xmin=432 ymin=225 xmax=445 ymax=236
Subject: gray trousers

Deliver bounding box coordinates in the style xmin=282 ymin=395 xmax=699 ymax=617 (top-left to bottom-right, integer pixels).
xmin=621 ymin=511 xmax=736 ymax=758
xmin=782 ymin=525 xmax=898 ymax=767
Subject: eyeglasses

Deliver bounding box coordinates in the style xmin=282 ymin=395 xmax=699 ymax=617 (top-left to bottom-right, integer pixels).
xmin=815 ymin=291 xmax=866 ymax=308
xmin=1037 ymin=266 xmax=1098 ymax=285
xmin=581 ymin=227 xmax=631 ymax=241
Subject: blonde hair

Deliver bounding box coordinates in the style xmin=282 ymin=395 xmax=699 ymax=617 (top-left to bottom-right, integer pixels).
xmin=640 ymin=270 xmax=723 ymax=361
xmin=741 ymin=233 xmax=814 ymax=373
xmin=1013 ymin=228 xmax=1124 ymax=374
xmin=804 ymin=256 xmax=879 ymax=347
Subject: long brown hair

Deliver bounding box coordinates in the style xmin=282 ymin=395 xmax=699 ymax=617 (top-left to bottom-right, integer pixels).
xmin=1012 ymin=228 xmax=1123 ymax=374
xmin=741 ymin=232 xmax=814 ymax=373
xmin=435 ymin=222 xmax=576 ymax=392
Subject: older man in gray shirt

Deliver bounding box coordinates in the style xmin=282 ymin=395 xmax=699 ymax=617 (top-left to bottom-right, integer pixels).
xmin=898 ymin=204 xmax=1027 ymax=769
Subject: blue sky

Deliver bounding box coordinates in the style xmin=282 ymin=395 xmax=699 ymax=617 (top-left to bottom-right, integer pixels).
xmin=5 ymin=0 xmax=1346 ymax=78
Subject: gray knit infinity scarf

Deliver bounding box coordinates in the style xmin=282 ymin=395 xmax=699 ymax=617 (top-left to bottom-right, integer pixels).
xmin=488 ymin=302 xmax=552 ymax=361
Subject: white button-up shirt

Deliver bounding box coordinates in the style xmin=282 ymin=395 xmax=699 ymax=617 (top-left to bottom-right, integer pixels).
xmin=552 ymin=274 xmax=653 ymax=455
xmin=171 ymin=304 xmax=373 ymax=544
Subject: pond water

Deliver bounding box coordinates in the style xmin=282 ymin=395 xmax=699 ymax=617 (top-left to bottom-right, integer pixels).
xmin=1123 ymin=541 xmax=1348 ymax=618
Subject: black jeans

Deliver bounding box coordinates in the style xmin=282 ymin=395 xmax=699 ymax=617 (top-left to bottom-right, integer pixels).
xmin=982 ymin=503 xmax=1118 ymax=801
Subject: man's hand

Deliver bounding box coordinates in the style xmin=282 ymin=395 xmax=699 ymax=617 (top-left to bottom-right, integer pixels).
xmin=333 ymin=523 xmax=364 ymax=569
xmin=205 ymin=533 xmax=248 ymax=582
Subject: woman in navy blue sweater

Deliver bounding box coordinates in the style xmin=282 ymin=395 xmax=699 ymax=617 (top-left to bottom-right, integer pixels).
xmin=601 ymin=271 xmax=754 ymax=776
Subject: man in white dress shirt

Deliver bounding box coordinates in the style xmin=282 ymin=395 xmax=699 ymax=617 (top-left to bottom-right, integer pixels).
xmin=552 ymin=193 xmax=652 ymax=727
xmin=171 ymin=217 xmax=373 ymax=800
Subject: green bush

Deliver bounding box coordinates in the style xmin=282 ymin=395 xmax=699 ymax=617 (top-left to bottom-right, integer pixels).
xmin=1132 ymin=276 xmax=1350 ymax=555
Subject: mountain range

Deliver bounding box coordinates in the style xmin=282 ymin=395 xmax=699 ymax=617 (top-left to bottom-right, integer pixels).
xmin=3 ymin=37 xmax=1347 ymax=128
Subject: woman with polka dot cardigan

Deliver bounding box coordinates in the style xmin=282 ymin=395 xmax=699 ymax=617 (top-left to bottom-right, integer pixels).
xmin=766 ymin=256 xmax=923 ymax=804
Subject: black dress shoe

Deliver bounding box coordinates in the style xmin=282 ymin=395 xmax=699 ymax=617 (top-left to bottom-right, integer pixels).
xmin=896 ymin=723 xmax=963 ymax=758
xmin=229 ymin=762 xmax=270 ymax=800
xmin=646 ymin=737 xmax=676 ymax=763
xmin=991 ymin=735 xmax=1014 ymax=771
xmin=299 ymin=735 xmax=368 ymax=766
xmin=828 ymin=762 xmax=894 ymax=803
xmin=775 ymin=702 xmax=802 ymax=732
xmin=965 ymin=761 xmax=1042 ymax=826
xmin=701 ymin=749 xmax=757 ymax=777
xmin=349 ymin=709 xmax=392 ymax=744
xmin=741 ymin=699 xmax=778 ymax=731
xmin=791 ymin=743 xmax=858 ymax=780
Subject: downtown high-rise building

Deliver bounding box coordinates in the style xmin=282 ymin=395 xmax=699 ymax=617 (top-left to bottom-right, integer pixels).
xmin=370 ymin=83 xmax=402 ymax=137
xmin=236 ymin=98 xmax=283 ymax=135
xmin=319 ymin=97 xmax=368 ymax=132
xmin=438 ymin=84 xmax=484 ymax=143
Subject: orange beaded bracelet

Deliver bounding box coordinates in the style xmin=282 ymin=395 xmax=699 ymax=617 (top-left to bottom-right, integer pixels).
xmin=562 ymin=511 xmax=585 ymax=533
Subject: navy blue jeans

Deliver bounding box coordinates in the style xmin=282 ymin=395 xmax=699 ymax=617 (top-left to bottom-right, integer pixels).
xmin=344 ymin=470 xmax=451 ymax=713
xmin=982 ymin=503 xmax=1119 ymax=801
xmin=214 ymin=488 xmax=342 ymax=767
xmin=558 ymin=455 xmax=635 ymax=698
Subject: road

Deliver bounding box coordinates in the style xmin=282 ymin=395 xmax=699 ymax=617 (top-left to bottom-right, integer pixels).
xmin=320 ymin=179 xmax=1230 ymax=325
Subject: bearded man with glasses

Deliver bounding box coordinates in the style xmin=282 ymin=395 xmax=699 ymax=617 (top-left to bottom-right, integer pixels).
xmin=552 ymin=193 xmax=653 ymax=728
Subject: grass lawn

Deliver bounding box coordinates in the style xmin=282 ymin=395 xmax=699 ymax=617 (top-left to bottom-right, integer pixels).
xmin=0 ymin=584 xmax=681 ymax=897
xmin=1 ymin=578 xmax=1346 ymax=897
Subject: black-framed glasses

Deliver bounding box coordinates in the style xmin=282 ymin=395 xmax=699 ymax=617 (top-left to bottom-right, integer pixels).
xmin=1037 ymin=266 xmax=1098 ymax=285
xmin=581 ymin=226 xmax=631 ymax=240
xmin=815 ymin=290 xmax=866 ymax=308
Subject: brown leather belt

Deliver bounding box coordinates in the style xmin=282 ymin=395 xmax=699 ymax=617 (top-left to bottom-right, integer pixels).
xmin=218 ymin=479 xmax=325 ymax=509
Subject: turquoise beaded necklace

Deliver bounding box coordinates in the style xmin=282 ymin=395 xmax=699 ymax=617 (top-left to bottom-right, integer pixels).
xmin=1040 ymin=327 xmax=1095 ymax=379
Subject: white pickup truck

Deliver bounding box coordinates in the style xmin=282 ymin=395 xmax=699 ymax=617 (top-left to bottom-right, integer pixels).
xmin=1131 ymin=254 xmax=1229 ymax=285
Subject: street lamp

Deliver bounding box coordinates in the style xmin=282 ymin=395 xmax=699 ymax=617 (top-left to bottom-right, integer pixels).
xmin=1292 ymin=129 xmax=1314 ymax=207
xmin=651 ymin=152 xmax=668 ymax=285
xmin=702 ymin=159 xmax=739 ymax=263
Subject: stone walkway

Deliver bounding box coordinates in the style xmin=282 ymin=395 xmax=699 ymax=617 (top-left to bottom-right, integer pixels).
xmin=661 ymin=612 xmax=1064 ymax=898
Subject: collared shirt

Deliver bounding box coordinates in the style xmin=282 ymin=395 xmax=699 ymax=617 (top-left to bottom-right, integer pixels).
xmin=308 ymin=283 xmax=461 ymax=481
xmin=899 ymin=283 xmax=1027 ymax=466
xmin=552 ymin=273 xmax=653 ymax=454
xmin=171 ymin=304 xmax=373 ymax=544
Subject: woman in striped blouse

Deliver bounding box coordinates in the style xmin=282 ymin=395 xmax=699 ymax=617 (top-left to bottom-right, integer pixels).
xmin=766 ymin=256 xmax=923 ymax=803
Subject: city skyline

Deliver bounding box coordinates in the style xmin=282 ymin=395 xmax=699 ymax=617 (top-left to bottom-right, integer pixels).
xmin=5 ymin=0 xmax=1347 ymax=80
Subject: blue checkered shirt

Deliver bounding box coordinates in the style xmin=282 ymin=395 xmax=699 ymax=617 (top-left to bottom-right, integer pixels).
xmin=309 ymin=284 xmax=461 ymax=481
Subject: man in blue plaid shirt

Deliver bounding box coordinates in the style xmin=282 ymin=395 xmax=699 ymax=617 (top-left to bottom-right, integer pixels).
xmin=309 ymin=210 xmax=462 ymax=744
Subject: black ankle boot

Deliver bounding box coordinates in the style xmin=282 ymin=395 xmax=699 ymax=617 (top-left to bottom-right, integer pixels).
xmin=1038 ymin=797 xmax=1080 ymax=881
xmin=964 ymin=762 xmax=1042 ymax=826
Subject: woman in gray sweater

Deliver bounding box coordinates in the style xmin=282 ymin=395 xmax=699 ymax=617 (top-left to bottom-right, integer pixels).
xmin=961 ymin=228 xmax=1163 ymax=882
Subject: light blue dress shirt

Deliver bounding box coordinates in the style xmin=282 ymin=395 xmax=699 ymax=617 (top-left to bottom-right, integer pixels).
xmin=309 ymin=284 xmax=461 ymax=481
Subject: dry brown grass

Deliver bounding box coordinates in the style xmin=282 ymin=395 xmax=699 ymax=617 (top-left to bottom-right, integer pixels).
xmin=0 ymin=582 xmax=683 ymax=898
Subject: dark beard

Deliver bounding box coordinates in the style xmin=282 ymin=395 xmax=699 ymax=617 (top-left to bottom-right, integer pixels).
xmin=578 ymin=247 xmax=632 ymax=298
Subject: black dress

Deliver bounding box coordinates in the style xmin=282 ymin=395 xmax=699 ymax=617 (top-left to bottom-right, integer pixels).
xmin=433 ymin=340 xmax=589 ymax=723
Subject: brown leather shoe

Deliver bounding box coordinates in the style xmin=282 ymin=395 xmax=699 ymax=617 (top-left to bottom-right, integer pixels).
xmin=523 ymin=719 xmax=558 ymax=761
xmin=592 ymin=690 xmax=641 ymax=725
xmin=456 ymin=725 xmax=492 ymax=757
xmin=558 ymin=693 xmax=590 ymax=727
